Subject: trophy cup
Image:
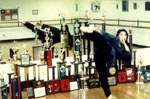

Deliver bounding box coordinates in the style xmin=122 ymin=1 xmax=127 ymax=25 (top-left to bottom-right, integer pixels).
xmin=136 ymin=55 xmax=144 ymax=84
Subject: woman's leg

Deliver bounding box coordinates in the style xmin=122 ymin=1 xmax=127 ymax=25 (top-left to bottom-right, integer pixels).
xmin=95 ymin=50 xmax=111 ymax=97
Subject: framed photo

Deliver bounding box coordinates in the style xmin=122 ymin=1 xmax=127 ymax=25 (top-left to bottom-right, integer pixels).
xmin=133 ymin=3 xmax=137 ymax=10
xmin=32 ymin=10 xmax=38 ymax=15
xmin=92 ymin=1 xmax=100 ymax=12
xmin=21 ymin=54 xmax=30 ymax=65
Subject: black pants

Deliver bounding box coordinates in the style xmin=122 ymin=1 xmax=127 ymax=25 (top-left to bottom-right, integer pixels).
xmin=84 ymin=32 xmax=111 ymax=97
xmin=94 ymin=47 xmax=111 ymax=97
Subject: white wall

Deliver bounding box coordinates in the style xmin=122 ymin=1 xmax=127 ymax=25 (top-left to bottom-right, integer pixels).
xmin=0 ymin=0 xmax=150 ymax=45
xmin=0 ymin=0 xmax=77 ymax=21
xmin=78 ymin=0 xmax=150 ymax=46
xmin=0 ymin=0 xmax=77 ymax=40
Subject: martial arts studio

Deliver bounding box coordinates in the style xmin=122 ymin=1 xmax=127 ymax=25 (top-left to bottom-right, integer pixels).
xmin=0 ymin=0 xmax=150 ymax=99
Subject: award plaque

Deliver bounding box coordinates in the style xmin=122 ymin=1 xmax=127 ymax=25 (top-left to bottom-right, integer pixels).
xmin=34 ymin=87 xmax=46 ymax=98
xmin=60 ymin=79 xmax=70 ymax=92
xmin=87 ymin=78 xmax=100 ymax=88
xmin=33 ymin=80 xmax=46 ymax=97
xmin=68 ymin=75 xmax=77 ymax=82
xmin=45 ymin=80 xmax=60 ymax=95
xmin=117 ymin=71 xmax=126 ymax=83
xmin=108 ymin=76 xmax=117 ymax=86
xmin=123 ymin=66 xmax=136 ymax=82
xmin=69 ymin=81 xmax=78 ymax=91
xmin=108 ymin=67 xmax=117 ymax=76
xmin=21 ymin=54 xmax=30 ymax=66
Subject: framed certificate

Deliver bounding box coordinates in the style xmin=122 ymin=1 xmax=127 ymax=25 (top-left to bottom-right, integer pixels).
xmin=21 ymin=54 xmax=30 ymax=65
xmin=69 ymin=81 xmax=78 ymax=90
xmin=34 ymin=87 xmax=46 ymax=97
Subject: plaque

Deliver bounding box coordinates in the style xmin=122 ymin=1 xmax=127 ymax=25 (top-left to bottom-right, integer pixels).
xmin=34 ymin=87 xmax=46 ymax=98
xmin=69 ymin=81 xmax=78 ymax=90
xmin=45 ymin=80 xmax=60 ymax=95
xmin=33 ymin=80 xmax=46 ymax=97
xmin=108 ymin=76 xmax=117 ymax=86
xmin=124 ymin=66 xmax=136 ymax=82
xmin=87 ymin=78 xmax=100 ymax=88
xmin=108 ymin=67 xmax=117 ymax=76
xmin=117 ymin=71 xmax=126 ymax=83
xmin=60 ymin=79 xmax=70 ymax=92
xmin=21 ymin=54 xmax=30 ymax=66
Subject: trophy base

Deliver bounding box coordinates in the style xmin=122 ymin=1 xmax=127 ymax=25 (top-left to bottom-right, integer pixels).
xmin=136 ymin=81 xmax=144 ymax=84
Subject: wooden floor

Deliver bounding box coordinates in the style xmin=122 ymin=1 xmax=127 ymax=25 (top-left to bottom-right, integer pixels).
xmin=31 ymin=82 xmax=150 ymax=99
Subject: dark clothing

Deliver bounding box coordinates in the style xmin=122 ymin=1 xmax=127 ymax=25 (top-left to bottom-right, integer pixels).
xmin=84 ymin=31 xmax=111 ymax=97
xmin=84 ymin=31 xmax=131 ymax=97
xmin=24 ymin=22 xmax=73 ymax=48
xmin=24 ymin=22 xmax=61 ymax=44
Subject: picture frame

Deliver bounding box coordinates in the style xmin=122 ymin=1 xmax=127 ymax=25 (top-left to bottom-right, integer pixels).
xmin=92 ymin=1 xmax=100 ymax=12
xmin=21 ymin=54 xmax=30 ymax=66
xmin=32 ymin=10 xmax=38 ymax=15
xmin=133 ymin=3 xmax=137 ymax=10
xmin=69 ymin=81 xmax=78 ymax=90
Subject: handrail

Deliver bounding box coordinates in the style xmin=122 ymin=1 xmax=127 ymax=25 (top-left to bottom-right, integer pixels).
xmin=0 ymin=18 xmax=150 ymax=29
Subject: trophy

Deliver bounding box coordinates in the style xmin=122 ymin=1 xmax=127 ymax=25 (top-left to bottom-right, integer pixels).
xmin=44 ymin=28 xmax=51 ymax=50
xmin=136 ymin=55 xmax=144 ymax=84
xmin=44 ymin=28 xmax=54 ymax=66
xmin=102 ymin=12 xmax=106 ymax=31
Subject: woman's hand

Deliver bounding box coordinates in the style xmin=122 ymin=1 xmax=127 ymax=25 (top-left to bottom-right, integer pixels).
xmin=122 ymin=41 xmax=130 ymax=52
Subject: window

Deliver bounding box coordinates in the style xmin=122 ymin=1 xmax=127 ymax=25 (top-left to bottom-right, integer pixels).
xmin=145 ymin=2 xmax=150 ymax=11
xmin=122 ymin=0 xmax=129 ymax=12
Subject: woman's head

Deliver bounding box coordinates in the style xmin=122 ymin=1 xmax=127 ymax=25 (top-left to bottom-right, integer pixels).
xmin=116 ymin=29 xmax=128 ymax=44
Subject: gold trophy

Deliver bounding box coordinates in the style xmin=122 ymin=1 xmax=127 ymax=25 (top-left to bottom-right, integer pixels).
xmin=136 ymin=55 xmax=144 ymax=84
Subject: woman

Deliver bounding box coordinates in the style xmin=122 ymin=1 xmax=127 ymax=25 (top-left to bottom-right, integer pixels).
xmin=80 ymin=27 xmax=131 ymax=99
